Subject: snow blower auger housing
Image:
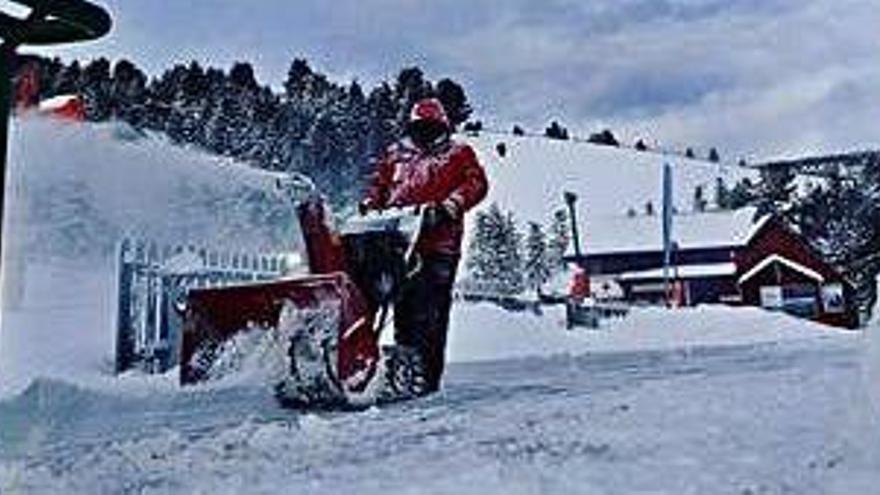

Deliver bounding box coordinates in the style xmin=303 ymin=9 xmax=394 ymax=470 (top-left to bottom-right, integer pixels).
xmin=179 ymin=184 xmax=426 ymax=408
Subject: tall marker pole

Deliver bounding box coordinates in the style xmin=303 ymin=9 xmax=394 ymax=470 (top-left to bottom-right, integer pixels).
xmin=662 ymin=163 xmax=674 ymax=307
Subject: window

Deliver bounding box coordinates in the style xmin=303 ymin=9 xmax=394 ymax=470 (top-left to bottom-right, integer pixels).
xmin=821 ymin=284 xmax=845 ymax=314
xmin=760 ymin=284 xmax=818 ymax=318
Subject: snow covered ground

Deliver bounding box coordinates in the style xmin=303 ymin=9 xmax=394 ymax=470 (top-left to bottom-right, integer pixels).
xmin=447 ymin=302 xmax=851 ymax=363
xmin=2 ymin=119 xmax=878 ymax=494
xmin=1 ymin=301 xmax=876 ymax=495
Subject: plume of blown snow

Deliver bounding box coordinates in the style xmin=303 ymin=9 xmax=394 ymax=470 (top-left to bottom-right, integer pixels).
xmin=5 ymin=116 xmax=302 ymax=265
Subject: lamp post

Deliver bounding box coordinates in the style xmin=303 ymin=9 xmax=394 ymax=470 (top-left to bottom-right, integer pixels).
xmin=563 ymin=190 xmax=582 ymax=260
xmin=0 ymin=0 xmax=111 ymax=289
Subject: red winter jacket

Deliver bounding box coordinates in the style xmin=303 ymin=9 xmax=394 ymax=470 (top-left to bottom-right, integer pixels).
xmin=364 ymin=138 xmax=489 ymax=256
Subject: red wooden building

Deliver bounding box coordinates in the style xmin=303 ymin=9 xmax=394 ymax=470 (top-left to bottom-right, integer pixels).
xmin=571 ymin=208 xmax=858 ymax=329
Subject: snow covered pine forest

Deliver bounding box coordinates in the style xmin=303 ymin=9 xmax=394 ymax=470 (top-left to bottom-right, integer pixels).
xmin=0 ymin=55 xmax=879 ymax=494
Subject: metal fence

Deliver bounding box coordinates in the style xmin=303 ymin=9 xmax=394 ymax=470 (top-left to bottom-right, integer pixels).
xmin=114 ymin=238 xmax=297 ymax=374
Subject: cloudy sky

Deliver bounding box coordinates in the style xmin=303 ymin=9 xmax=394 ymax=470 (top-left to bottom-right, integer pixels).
xmin=19 ymin=0 xmax=880 ymax=160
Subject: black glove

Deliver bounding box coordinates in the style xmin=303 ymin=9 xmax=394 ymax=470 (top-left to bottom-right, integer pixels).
xmin=358 ymin=199 xmax=374 ymax=216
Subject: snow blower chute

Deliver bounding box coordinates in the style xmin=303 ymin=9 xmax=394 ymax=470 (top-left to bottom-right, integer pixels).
xmin=179 ymin=177 xmax=428 ymax=407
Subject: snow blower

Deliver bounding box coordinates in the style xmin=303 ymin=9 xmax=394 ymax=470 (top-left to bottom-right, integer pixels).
xmin=179 ymin=175 xmax=429 ymax=408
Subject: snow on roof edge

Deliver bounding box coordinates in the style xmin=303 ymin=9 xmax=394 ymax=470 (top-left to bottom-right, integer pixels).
xmin=619 ymin=262 xmax=737 ymax=281
xmin=738 ymin=254 xmax=825 ymax=285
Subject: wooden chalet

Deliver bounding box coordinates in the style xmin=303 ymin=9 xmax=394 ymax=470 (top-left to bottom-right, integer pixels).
xmin=568 ymin=207 xmax=857 ymax=329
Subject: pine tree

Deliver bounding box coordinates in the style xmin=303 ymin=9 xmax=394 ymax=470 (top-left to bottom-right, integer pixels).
xmin=28 ymin=54 xmax=471 ymax=207
xmin=754 ymin=167 xmax=796 ymax=215
xmin=52 ymin=59 xmax=82 ymax=95
xmin=466 ymin=208 xmax=495 ymax=292
xmin=394 ymin=67 xmax=431 ymax=126
xmin=708 ymin=148 xmax=720 ymax=163
xmin=466 ymin=203 xmax=525 ymax=296
xmin=545 ymin=121 xmax=569 ymax=140
xmin=524 ymin=222 xmax=550 ymax=296
xmin=81 ymin=57 xmax=112 ymax=121
xmin=109 ymin=59 xmax=148 ymax=125
xmin=546 ymin=208 xmax=570 ymax=273
xmin=714 ymin=177 xmax=729 ymax=210
xmin=693 ymin=185 xmax=707 ymax=212
xmin=498 ymin=211 xmax=525 ymax=295
xmin=435 ymin=78 xmax=471 ymax=129
xmin=588 ymin=129 xmax=619 ymax=146
xmin=366 ymin=82 xmax=399 ymax=158
xmin=728 ymin=177 xmax=756 ymax=209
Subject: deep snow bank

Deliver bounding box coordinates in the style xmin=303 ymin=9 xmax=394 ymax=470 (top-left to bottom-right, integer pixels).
xmin=447 ymin=302 xmax=854 ymax=364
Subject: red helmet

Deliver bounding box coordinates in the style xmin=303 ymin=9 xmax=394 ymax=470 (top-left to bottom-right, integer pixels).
xmin=408 ymin=98 xmax=451 ymax=150
xmin=409 ymin=98 xmax=450 ymax=129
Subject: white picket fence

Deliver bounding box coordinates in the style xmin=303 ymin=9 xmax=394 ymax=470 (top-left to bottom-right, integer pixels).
xmin=114 ymin=238 xmax=299 ymax=374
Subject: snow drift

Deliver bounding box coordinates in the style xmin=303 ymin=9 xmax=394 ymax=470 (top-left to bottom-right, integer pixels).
xmin=447 ymin=302 xmax=852 ymax=364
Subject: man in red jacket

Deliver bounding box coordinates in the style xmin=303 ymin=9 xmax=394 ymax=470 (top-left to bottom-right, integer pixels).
xmin=361 ymin=97 xmax=488 ymax=393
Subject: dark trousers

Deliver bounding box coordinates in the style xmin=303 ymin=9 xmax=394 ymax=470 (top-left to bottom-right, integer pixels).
xmin=394 ymin=253 xmax=459 ymax=392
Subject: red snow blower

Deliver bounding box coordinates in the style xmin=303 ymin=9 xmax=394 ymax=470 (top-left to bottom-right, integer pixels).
xmin=179 ymin=176 xmax=428 ymax=408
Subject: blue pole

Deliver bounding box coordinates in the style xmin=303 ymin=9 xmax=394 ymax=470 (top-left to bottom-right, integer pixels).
xmin=662 ymin=163 xmax=673 ymax=305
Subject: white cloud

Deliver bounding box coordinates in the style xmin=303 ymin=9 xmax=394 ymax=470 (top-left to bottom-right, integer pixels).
xmin=25 ymin=0 xmax=880 ymax=159
xmin=433 ymin=0 xmax=880 ymax=157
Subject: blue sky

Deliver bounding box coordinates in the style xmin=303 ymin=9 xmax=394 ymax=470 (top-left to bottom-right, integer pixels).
xmin=17 ymin=0 xmax=880 ymax=160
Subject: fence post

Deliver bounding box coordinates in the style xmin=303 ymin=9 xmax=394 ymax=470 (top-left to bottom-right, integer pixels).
xmin=114 ymin=239 xmax=135 ymax=373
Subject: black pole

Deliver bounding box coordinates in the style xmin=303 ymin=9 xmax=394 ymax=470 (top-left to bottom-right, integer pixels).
xmin=564 ymin=191 xmax=582 ymax=259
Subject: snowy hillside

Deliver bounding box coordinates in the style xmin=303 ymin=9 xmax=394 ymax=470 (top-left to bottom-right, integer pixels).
xmin=463 ymin=133 xmax=757 ymax=234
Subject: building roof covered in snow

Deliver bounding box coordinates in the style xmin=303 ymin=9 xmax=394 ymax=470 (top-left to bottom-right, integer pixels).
xmin=584 ymin=207 xmax=770 ymax=255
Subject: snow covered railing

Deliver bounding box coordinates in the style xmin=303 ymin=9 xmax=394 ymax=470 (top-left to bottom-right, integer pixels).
xmin=114 ymin=238 xmax=299 ymax=374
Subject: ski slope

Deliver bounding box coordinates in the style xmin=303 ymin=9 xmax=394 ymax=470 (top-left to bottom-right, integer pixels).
xmin=463 ymin=133 xmax=757 ymax=236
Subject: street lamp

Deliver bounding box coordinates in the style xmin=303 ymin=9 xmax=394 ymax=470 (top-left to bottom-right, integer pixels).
xmin=563 ymin=190 xmax=582 ymax=259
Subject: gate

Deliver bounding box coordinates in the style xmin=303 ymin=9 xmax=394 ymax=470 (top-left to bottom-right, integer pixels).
xmin=114 ymin=238 xmax=298 ymax=374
